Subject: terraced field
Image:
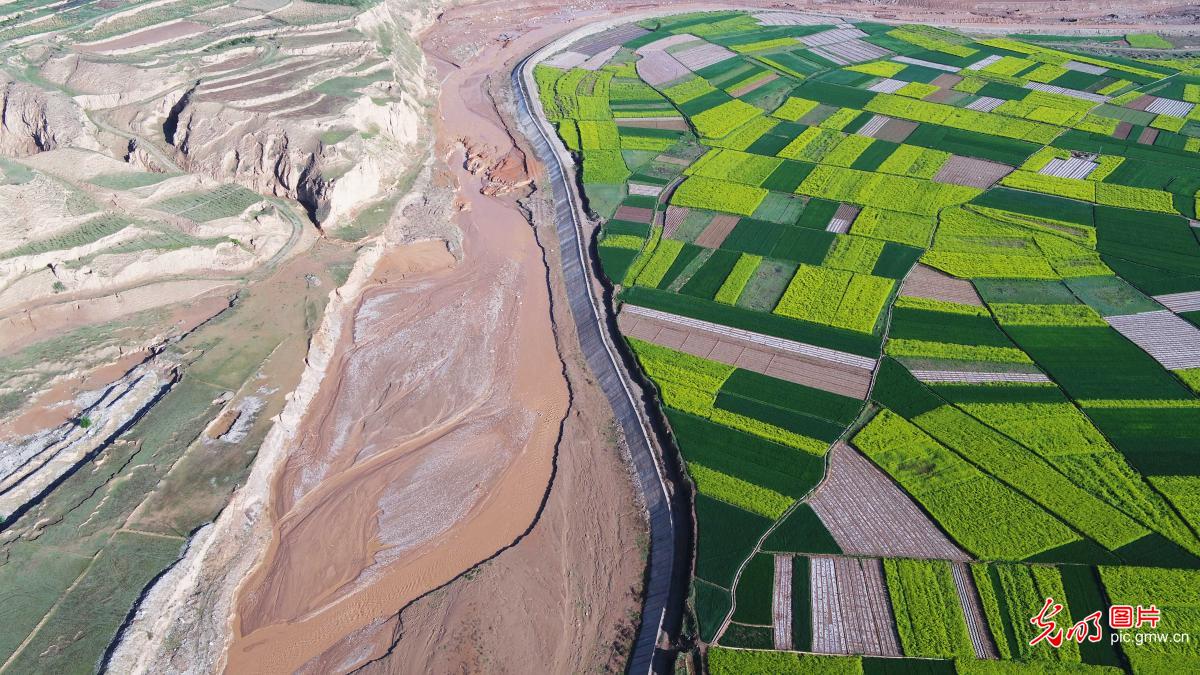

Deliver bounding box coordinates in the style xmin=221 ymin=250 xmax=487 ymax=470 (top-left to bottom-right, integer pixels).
xmin=534 ymin=10 xmax=1200 ymax=673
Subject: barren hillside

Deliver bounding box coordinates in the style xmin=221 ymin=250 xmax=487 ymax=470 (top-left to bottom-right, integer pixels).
xmin=0 ymin=0 xmax=444 ymax=671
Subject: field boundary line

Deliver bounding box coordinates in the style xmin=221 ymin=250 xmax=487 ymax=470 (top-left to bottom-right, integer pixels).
xmin=952 ymin=561 xmax=1000 ymax=659
xmin=622 ymin=304 xmax=878 ymax=370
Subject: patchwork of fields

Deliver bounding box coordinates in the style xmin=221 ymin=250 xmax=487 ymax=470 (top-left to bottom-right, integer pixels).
xmin=534 ymin=11 xmax=1200 ymax=673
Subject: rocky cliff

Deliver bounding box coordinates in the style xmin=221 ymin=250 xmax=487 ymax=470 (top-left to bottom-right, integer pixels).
xmin=147 ymin=1 xmax=435 ymax=229
xmin=0 ymin=76 xmax=100 ymax=156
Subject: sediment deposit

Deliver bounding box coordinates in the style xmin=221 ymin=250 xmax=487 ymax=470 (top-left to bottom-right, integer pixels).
xmin=225 ymin=151 xmax=569 ymax=667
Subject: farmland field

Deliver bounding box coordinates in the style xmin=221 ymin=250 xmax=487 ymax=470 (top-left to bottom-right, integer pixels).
xmin=533 ymin=10 xmax=1200 ymax=672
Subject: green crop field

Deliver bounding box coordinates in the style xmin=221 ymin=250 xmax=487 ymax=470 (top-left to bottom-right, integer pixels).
xmin=533 ymin=11 xmax=1200 ymax=671
xmin=884 ymin=558 xmax=976 ymax=659
xmin=152 ymin=184 xmax=266 ymax=222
